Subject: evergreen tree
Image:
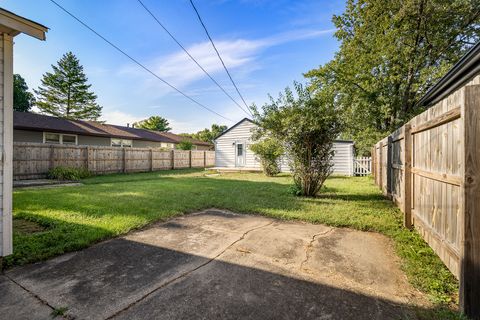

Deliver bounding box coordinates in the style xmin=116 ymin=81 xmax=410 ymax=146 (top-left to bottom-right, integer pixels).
xmin=133 ymin=116 xmax=171 ymax=132
xmin=13 ymin=74 xmax=35 ymax=112
xmin=35 ymin=52 xmax=102 ymax=120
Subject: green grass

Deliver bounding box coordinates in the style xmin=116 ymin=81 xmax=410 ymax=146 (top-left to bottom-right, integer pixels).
xmin=10 ymin=169 xmax=460 ymax=318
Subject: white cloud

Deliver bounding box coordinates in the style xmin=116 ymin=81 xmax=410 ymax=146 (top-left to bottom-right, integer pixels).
xmin=118 ymin=27 xmax=334 ymax=94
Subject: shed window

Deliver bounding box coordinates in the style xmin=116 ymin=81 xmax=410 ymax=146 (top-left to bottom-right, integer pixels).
xmin=43 ymin=132 xmax=77 ymax=145
xmin=62 ymin=134 xmax=77 ymax=145
xmin=237 ymin=143 xmax=243 ymax=156
xmin=122 ymin=140 xmax=132 ymax=147
xmin=111 ymin=138 xmax=132 ymax=147
xmin=44 ymin=133 xmax=60 ymax=144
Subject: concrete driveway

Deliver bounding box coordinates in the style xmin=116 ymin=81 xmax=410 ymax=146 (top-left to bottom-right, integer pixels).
xmin=0 ymin=209 xmax=428 ymax=319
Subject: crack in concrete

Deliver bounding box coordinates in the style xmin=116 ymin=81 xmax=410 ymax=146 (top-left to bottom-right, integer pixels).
xmin=2 ymin=273 xmax=64 ymax=318
xmin=104 ymin=220 xmax=275 ymax=320
xmin=300 ymin=228 xmax=334 ymax=273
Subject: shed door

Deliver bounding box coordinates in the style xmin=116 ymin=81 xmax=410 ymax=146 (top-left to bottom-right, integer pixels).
xmin=235 ymin=142 xmax=245 ymax=167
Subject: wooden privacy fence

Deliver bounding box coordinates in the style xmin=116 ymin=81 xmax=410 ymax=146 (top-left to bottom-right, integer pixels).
xmin=13 ymin=143 xmax=216 ymax=180
xmin=372 ymin=82 xmax=480 ymax=317
xmin=353 ymin=157 xmax=371 ymax=176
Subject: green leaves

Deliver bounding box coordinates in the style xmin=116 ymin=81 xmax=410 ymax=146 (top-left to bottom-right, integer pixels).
xmin=181 ymin=124 xmax=228 ymax=143
xmin=176 ymin=140 xmax=194 ymax=150
xmin=13 ymin=74 xmax=35 ymax=112
xmin=252 ymin=83 xmax=342 ymax=196
xmin=133 ymin=116 xmax=171 ymax=132
xmin=306 ymin=0 xmax=480 ymax=155
xmin=250 ymin=138 xmax=284 ymax=176
xmin=35 ymin=52 xmax=102 ymax=120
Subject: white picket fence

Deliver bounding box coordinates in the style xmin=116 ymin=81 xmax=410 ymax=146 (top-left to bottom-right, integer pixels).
xmin=353 ymin=157 xmax=372 ymax=176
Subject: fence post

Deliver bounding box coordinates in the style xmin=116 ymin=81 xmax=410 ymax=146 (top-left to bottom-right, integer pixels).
xmin=404 ymin=124 xmax=413 ymax=229
xmin=149 ymin=148 xmax=153 ymax=172
xmin=189 ymin=150 xmax=192 ymax=168
xmin=371 ymin=147 xmax=375 ymax=180
xmin=123 ymin=147 xmax=127 ymax=173
xmin=386 ymin=136 xmax=393 ymax=196
xmin=203 ymin=151 xmax=207 ymax=168
xmin=49 ymin=145 xmax=55 ymax=170
xmin=86 ymin=146 xmax=90 ymax=171
xmin=460 ymin=84 xmax=480 ymax=319
xmin=171 ymin=149 xmax=175 ymax=170
xmin=378 ymin=143 xmax=382 ymax=189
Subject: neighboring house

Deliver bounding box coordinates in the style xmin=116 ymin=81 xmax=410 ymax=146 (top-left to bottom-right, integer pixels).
xmin=214 ymin=118 xmax=355 ymax=175
xmin=13 ymin=111 xmax=213 ymax=150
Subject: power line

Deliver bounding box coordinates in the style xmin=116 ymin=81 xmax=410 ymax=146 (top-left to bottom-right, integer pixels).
xmin=189 ymin=0 xmax=252 ymax=115
xmin=48 ymin=0 xmax=234 ymax=123
xmin=136 ymin=0 xmax=252 ymax=118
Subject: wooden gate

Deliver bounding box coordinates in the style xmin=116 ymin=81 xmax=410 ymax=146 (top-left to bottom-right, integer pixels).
xmin=353 ymin=157 xmax=371 ymax=176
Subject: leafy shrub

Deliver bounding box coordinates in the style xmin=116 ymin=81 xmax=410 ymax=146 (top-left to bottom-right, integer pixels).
xmin=250 ymin=138 xmax=284 ymax=176
xmin=176 ymin=140 xmax=193 ymax=150
xmin=252 ymin=82 xmax=342 ymax=196
xmin=47 ymin=166 xmax=91 ymax=181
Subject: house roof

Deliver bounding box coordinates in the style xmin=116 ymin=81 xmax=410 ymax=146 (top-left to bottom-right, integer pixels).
xmin=13 ymin=111 xmax=212 ymax=146
xmin=418 ymin=41 xmax=480 ymax=107
xmin=0 ymin=8 xmax=48 ymax=40
xmin=214 ymin=118 xmax=254 ymax=141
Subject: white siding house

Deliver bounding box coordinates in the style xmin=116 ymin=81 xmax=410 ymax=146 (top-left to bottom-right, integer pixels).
xmin=214 ymin=118 xmax=355 ymax=175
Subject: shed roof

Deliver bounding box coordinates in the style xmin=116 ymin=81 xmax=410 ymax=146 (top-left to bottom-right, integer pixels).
xmin=13 ymin=112 xmax=212 ymax=146
xmin=0 ymin=8 xmax=48 ymax=40
xmin=214 ymin=118 xmax=254 ymax=141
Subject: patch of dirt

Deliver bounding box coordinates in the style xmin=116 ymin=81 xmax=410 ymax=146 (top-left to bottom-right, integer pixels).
xmin=13 ymin=219 xmax=46 ymax=234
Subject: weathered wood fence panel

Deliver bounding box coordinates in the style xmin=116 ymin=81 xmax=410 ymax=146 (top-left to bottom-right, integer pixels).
xmin=173 ymin=150 xmax=190 ymax=169
xmin=205 ymin=151 xmax=215 ymax=167
xmin=13 ymin=143 xmax=215 ymax=180
xmin=191 ymin=150 xmax=205 ymax=168
xmin=372 ymin=78 xmax=480 ymax=318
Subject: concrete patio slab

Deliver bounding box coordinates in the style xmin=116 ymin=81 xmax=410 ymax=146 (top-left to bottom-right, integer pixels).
xmin=2 ymin=209 xmax=428 ymax=320
xmin=0 ymin=275 xmax=52 ymax=320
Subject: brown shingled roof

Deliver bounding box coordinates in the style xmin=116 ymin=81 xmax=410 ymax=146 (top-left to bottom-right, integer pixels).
xmin=13 ymin=111 xmax=212 ymax=146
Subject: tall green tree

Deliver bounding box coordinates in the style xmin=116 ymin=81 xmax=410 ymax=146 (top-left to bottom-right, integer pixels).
xmin=133 ymin=116 xmax=171 ymax=132
xmin=13 ymin=74 xmax=35 ymax=112
xmin=35 ymin=52 xmax=102 ymax=120
xmin=180 ymin=124 xmax=227 ymax=143
xmin=305 ymin=0 xmax=480 ymax=155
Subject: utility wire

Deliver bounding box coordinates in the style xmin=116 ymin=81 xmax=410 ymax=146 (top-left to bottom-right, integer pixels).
xmin=189 ymin=0 xmax=252 ymax=116
xmin=48 ymin=0 xmax=234 ymax=123
xmin=136 ymin=0 xmax=252 ymax=118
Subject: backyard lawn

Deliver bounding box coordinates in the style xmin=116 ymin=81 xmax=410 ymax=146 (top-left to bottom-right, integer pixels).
xmin=10 ymin=169 xmax=459 ymax=317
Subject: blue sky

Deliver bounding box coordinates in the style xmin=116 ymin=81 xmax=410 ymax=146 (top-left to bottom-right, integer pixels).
xmin=4 ymin=0 xmax=344 ymax=133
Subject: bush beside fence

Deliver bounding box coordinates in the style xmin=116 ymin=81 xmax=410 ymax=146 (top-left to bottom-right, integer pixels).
xmin=372 ymin=76 xmax=480 ymax=317
xmin=13 ymin=143 xmax=215 ymax=180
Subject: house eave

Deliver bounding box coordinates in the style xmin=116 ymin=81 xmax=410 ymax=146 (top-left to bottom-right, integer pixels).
xmin=0 ymin=8 xmax=48 ymax=40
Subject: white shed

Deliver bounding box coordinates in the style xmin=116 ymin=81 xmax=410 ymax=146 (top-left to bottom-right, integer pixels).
xmin=0 ymin=9 xmax=47 ymax=258
xmin=214 ymin=118 xmax=355 ymax=175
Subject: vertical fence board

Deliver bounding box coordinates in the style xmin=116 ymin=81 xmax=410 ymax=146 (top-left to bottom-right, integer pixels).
xmin=460 ymin=84 xmax=480 ymax=317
